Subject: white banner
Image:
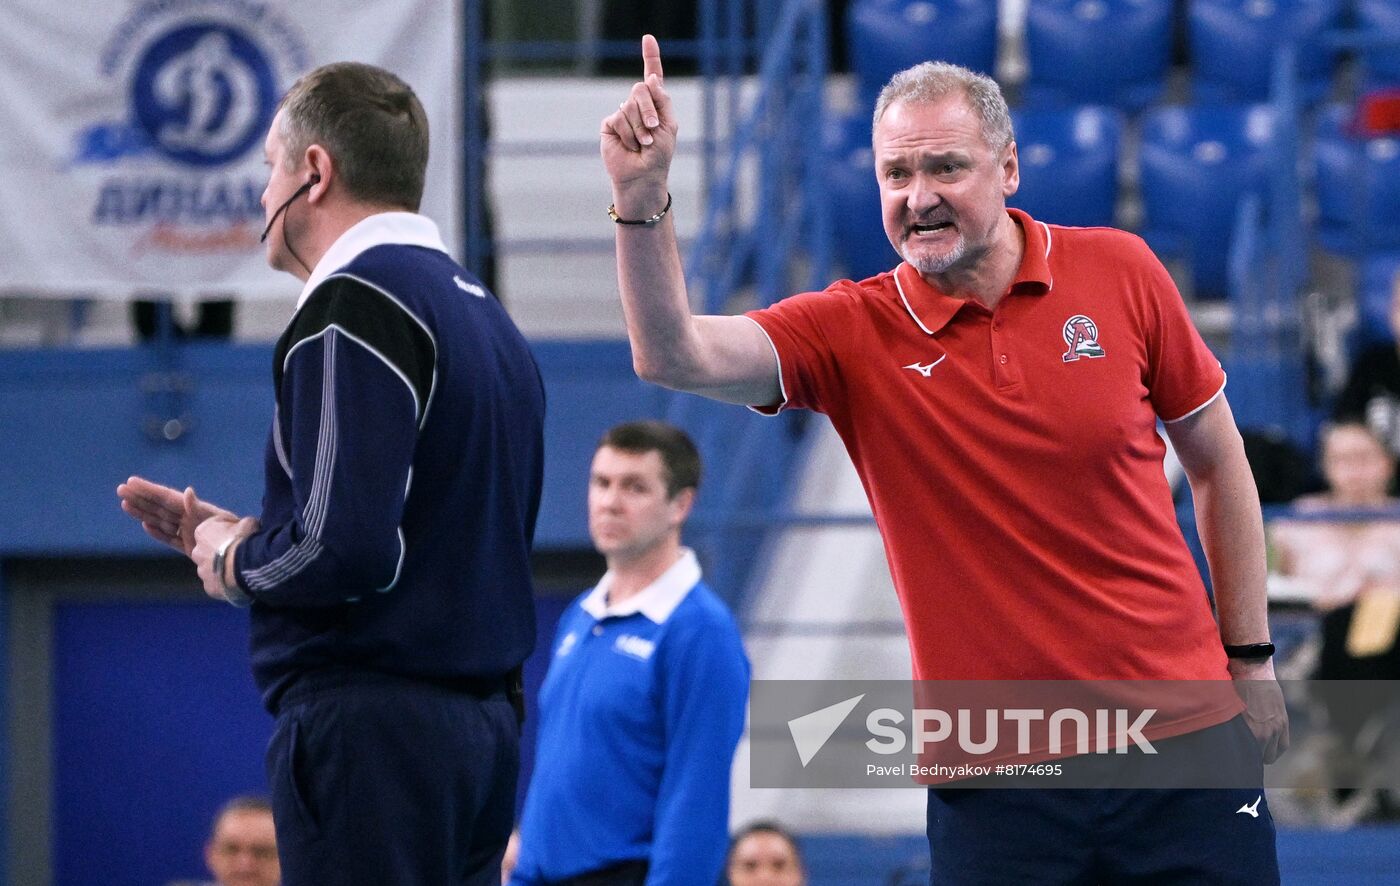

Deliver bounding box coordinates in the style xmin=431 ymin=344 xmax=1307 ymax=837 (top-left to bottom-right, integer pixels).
xmin=0 ymin=0 xmax=461 ymax=300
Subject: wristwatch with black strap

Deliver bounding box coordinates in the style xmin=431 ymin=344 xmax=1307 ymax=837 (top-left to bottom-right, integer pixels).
xmin=1223 ymin=642 xmax=1276 ymax=660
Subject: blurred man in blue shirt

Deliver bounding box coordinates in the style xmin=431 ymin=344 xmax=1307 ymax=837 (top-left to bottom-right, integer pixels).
xmin=512 ymin=421 xmax=750 ymax=886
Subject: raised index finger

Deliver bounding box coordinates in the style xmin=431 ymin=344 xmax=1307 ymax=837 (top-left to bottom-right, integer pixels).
xmin=642 ymin=34 xmax=663 ymax=82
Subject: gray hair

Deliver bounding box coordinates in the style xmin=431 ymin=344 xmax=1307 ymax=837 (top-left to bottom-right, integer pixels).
xmin=872 ymin=62 xmax=1014 ymax=154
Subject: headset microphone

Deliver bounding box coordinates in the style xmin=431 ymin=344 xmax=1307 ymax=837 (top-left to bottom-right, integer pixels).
xmin=259 ymin=174 xmax=320 ymax=243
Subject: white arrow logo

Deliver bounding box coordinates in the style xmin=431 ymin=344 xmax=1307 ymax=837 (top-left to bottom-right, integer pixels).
xmin=1236 ymin=795 xmax=1262 ymax=818
xmin=787 ymin=694 xmax=865 ymax=767
xmin=903 ymin=356 xmax=946 ymax=378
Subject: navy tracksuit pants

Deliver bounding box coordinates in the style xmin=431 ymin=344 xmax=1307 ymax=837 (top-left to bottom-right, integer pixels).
xmin=926 ymin=715 xmax=1280 ymax=885
xmin=266 ymin=669 xmax=519 ymax=886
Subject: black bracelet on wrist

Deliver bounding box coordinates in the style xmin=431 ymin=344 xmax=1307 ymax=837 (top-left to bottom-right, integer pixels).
xmin=1224 ymin=642 xmax=1275 ymax=659
xmin=608 ymin=192 xmax=672 ymax=225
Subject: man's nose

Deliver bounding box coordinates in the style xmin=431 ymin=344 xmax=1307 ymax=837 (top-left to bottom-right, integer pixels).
xmin=907 ymin=174 xmax=942 ymax=216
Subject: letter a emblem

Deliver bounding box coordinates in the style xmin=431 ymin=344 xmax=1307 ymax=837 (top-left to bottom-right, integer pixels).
xmin=1062 ymin=314 xmax=1106 ymax=362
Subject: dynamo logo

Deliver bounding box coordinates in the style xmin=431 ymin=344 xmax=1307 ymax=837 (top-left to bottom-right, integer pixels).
xmin=131 ymin=23 xmax=277 ymax=167
xmin=75 ymin=1 xmax=310 ymax=250
xmin=80 ymin=2 xmax=309 ymax=169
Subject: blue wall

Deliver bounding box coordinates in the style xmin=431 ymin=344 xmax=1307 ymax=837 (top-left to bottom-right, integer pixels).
xmin=796 ymin=830 xmax=1400 ymax=885
xmin=0 ymin=567 xmax=7 ymax=886
xmin=34 ymin=585 xmax=576 ymax=886
xmin=0 ymin=340 xmax=668 ymax=884
xmin=0 ymin=346 xmax=270 ymax=555
xmin=51 ymin=599 xmax=270 ymax=886
xmin=4 ymin=343 xmax=1398 ymax=883
xmin=0 ymin=341 xmax=665 ymax=555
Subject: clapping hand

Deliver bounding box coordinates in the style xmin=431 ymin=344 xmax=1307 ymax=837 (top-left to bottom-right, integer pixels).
xmin=116 ymin=476 xmax=235 ymax=556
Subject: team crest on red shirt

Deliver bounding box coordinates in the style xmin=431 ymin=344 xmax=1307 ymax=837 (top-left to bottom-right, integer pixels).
xmin=1061 ymin=314 xmax=1106 ymax=362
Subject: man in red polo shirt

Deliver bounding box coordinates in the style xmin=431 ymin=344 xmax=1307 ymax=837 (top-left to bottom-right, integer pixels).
xmin=602 ymin=36 xmax=1287 ymax=884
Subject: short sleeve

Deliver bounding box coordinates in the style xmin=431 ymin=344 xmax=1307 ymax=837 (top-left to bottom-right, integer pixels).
xmin=1136 ymin=241 xmax=1227 ymax=422
xmin=744 ymin=284 xmax=859 ymax=415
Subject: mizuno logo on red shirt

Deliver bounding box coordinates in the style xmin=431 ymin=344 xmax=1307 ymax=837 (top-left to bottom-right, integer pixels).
xmin=903 ymin=356 xmax=946 ymax=377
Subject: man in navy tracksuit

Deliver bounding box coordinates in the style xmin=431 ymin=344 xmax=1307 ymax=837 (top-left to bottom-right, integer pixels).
xmin=511 ymin=422 xmax=749 ymax=886
xmin=118 ymin=63 xmax=544 ymax=885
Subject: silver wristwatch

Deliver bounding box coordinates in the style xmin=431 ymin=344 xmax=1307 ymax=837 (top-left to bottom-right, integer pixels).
xmin=212 ymin=534 xmax=252 ymax=607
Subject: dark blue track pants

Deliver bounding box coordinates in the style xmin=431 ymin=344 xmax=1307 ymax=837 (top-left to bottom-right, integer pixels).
xmin=926 ymin=716 xmax=1280 ymax=885
xmin=267 ymin=671 xmax=519 ymax=886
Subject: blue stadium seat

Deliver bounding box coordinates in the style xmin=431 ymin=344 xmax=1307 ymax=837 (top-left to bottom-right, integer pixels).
xmin=1138 ymin=104 xmax=1277 ymax=299
xmin=1190 ymin=0 xmax=1344 ymax=104
xmin=1311 ymin=103 xmax=1400 ymax=255
xmin=1357 ymin=252 xmax=1400 ymax=345
xmin=1023 ymin=0 xmax=1173 ymax=111
xmin=1357 ymin=0 xmax=1400 ymax=90
xmin=1313 ymin=103 xmax=1356 ymax=252
xmin=825 ymin=112 xmax=899 ymax=280
xmin=1008 ymin=105 xmax=1123 ymax=227
xmin=846 ymin=0 xmax=998 ymax=109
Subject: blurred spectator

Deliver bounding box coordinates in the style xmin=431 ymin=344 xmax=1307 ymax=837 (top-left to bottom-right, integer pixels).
xmin=203 ymin=796 xmax=279 ymax=886
xmin=133 ymin=299 xmax=234 ymax=340
xmin=510 ymin=422 xmax=749 ymax=886
xmin=1333 ymin=270 xmax=1400 ymax=461
xmin=1241 ymin=428 xmax=1321 ymax=504
xmin=725 ymin=821 xmax=805 ymax=886
xmin=1271 ymin=422 xmax=1400 ymax=672
xmin=1269 ymin=422 xmax=1400 ymax=821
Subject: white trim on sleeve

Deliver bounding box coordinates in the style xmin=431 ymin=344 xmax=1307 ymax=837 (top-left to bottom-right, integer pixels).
xmin=1160 ymin=376 xmax=1228 ymax=424
xmin=741 ymin=315 xmax=791 ymax=416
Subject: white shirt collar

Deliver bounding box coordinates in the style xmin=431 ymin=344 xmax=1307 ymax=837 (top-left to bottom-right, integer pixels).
xmin=579 ymin=548 xmax=702 ymax=625
xmin=296 ymin=212 xmax=449 ymax=309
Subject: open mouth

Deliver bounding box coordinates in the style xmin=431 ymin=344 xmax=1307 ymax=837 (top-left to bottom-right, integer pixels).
xmin=909 ymin=221 xmax=953 ymax=236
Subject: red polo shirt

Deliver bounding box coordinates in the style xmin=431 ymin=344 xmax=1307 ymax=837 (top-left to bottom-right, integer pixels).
xmin=747 ymin=210 xmax=1235 ymax=727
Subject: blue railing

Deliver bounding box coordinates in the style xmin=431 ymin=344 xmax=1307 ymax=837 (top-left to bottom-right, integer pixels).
xmin=665 ymin=0 xmax=831 ymax=602
xmin=1242 ymin=30 xmax=1400 ymax=448
xmin=685 ymin=0 xmax=832 ymax=314
xmin=460 ymin=0 xmax=835 ymax=603
xmin=1219 ymin=45 xmax=1308 ymax=443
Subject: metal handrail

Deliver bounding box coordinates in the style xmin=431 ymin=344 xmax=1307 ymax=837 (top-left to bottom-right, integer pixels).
xmin=685 ymin=0 xmax=831 ymax=314
xmin=655 ymin=0 xmax=830 ymax=599
xmin=1250 ymin=29 xmax=1400 ymax=446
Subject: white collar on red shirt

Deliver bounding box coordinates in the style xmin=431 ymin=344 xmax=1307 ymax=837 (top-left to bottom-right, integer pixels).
xmin=893 ymin=208 xmax=1055 ymax=335
xmin=579 ymin=548 xmax=701 ymax=625
xmin=296 ymin=212 xmax=449 ymax=309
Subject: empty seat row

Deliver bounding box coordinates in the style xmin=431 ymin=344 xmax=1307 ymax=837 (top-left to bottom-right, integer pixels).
xmin=826 ymin=102 xmax=1277 ymax=299
xmin=1354 ymin=251 xmax=1400 ymax=346
xmin=847 ymin=0 xmax=1400 ymax=113
xmin=1313 ymin=103 xmax=1400 ymax=256
xmin=827 ymin=98 xmax=1400 ymax=303
xmin=1137 ymin=103 xmax=1276 ymax=298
